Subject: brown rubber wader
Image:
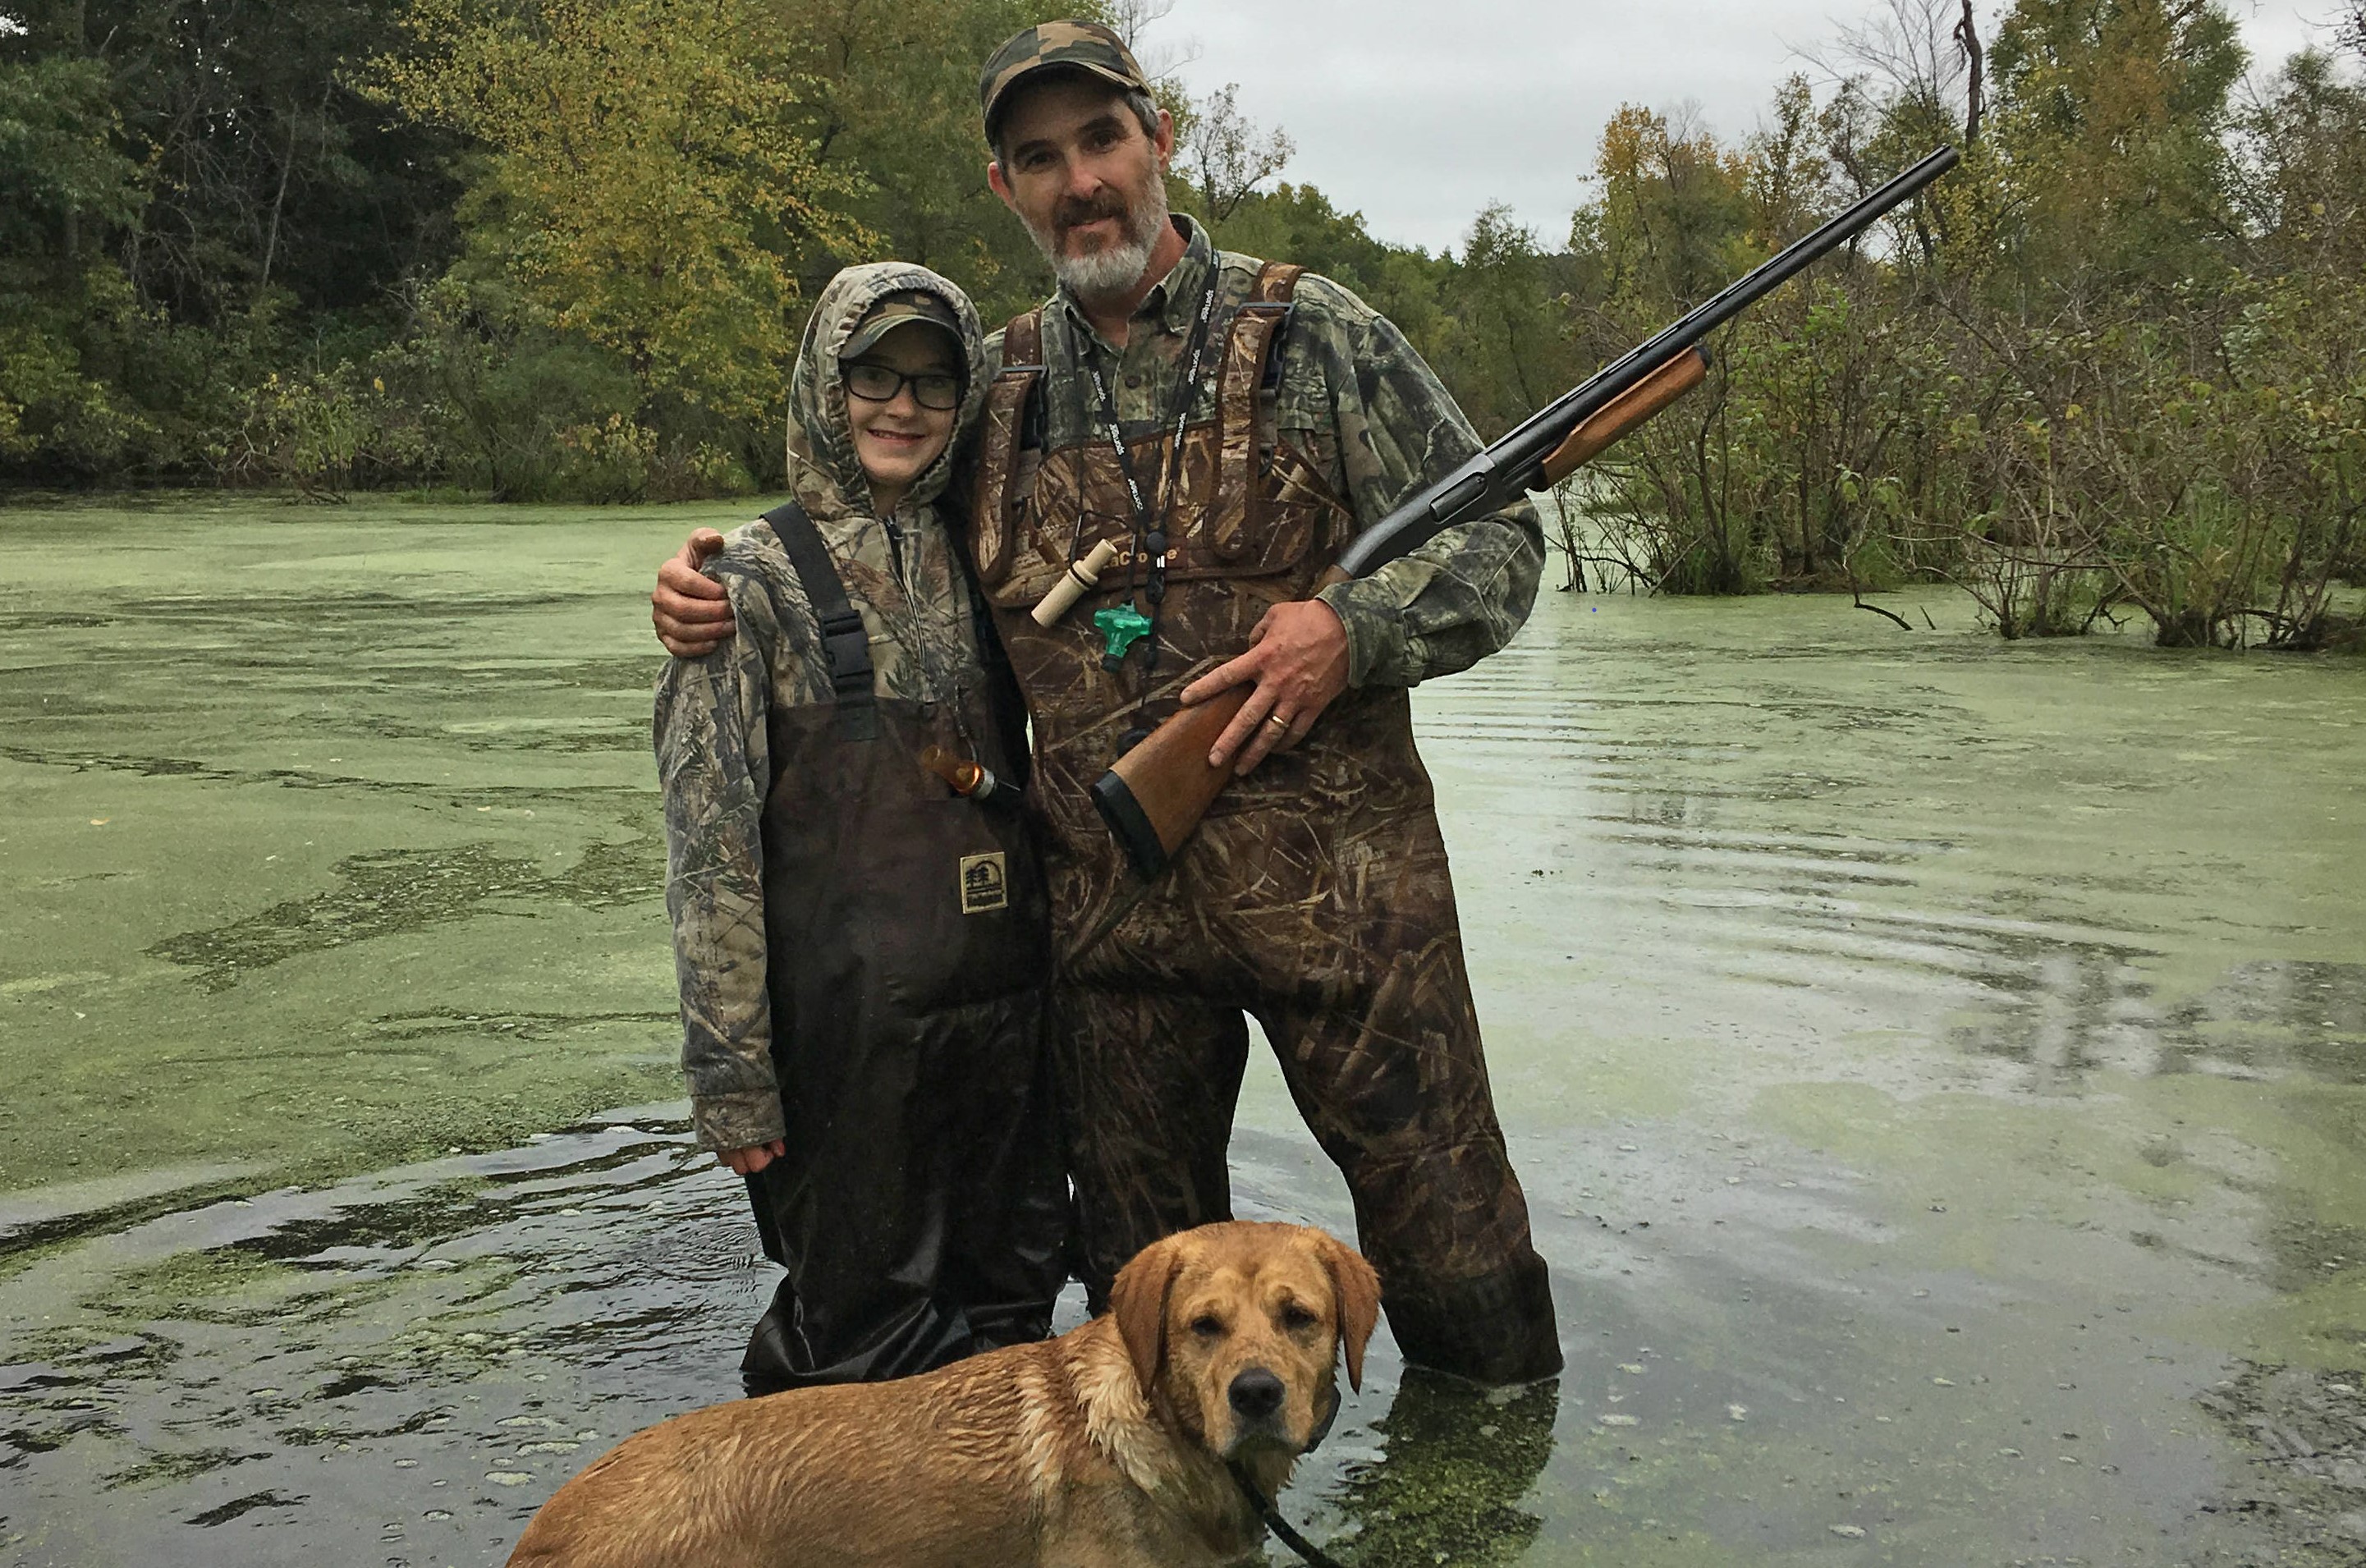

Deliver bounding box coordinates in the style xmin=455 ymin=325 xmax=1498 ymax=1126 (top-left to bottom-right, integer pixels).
xmin=722 ymin=502 xmax=1065 ymax=1396
xmin=967 ymin=267 xmax=1561 ymax=1383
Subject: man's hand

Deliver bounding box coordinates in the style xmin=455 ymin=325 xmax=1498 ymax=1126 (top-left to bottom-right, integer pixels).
xmin=654 ymin=529 xmax=735 ymax=656
xmin=1179 ymin=598 xmax=1351 ymax=776
xmin=718 ymin=1139 xmax=786 ymax=1176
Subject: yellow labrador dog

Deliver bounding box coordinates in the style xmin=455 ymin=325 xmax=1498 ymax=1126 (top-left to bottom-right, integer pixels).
xmin=507 ymin=1221 xmax=1379 ymax=1568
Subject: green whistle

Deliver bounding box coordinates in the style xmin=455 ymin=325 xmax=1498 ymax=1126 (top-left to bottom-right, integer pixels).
xmin=1092 ymin=604 xmax=1153 ymax=663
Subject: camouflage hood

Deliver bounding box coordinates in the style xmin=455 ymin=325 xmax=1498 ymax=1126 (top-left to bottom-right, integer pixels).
xmin=786 ymin=263 xmax=988 ymax=522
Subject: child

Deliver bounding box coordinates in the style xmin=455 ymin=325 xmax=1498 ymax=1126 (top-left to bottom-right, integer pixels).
xmin=655 ymin=264 xmax=1063 ymax=1394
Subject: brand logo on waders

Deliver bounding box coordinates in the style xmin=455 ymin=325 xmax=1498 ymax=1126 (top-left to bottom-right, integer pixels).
xmin=960 ymin=852 xmax=1009 ymax=915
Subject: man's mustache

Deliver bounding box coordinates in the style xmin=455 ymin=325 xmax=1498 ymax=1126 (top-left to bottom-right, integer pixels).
xmin=1053 ymin=192 xmax=1130 ymax=236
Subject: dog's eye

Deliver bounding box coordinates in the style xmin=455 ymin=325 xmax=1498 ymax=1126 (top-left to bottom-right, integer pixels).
xmin=1190 ymin=1314 xmax=1225 ymax=1339
xmin=1282 ymin=1304 xmax=1319 ymax=1332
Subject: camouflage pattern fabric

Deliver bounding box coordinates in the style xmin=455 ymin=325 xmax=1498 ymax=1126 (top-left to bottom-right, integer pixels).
xmin=977 ymin=18 xmax=1149 ymax=135
xmin=655 ymin=261 xmax=997 ymax=1153
xmin=970 ymin=221 xmax=1563 ymax=1382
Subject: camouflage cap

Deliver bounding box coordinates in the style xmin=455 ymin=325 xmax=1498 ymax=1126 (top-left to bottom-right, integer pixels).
xmin=841 ymin=291 xmax=965 ymax=361
xmin=979 ymin=20 xmax=1150 ymax=143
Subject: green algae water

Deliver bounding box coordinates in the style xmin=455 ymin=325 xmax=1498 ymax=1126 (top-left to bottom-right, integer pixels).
xmin=0 ymin=497 xmax=724 ymax=1209
xmin=3 ymin=500 xmax=2364 ymax=1566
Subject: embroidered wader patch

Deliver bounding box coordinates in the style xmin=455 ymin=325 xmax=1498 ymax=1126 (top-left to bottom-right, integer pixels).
xmin=960 ymin=852 xmax=1010 ymax=915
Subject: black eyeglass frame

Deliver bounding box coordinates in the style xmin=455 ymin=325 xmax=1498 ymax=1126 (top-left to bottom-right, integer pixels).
xmin=841 ymin=360 xmax=965 ymax=411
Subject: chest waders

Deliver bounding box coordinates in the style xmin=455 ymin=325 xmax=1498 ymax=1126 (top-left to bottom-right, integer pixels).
xmin=969 ymin=266 xmax=1561 ymax=1385
xmin=722 ymin=502 xmax=1065 ymax=1396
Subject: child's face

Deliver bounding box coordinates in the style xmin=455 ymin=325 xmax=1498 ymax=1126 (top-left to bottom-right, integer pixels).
xmin=842 ymin=323 xmax=960 ymax=507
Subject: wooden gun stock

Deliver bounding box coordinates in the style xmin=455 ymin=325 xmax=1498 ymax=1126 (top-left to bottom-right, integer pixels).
xmin=1089 ymin=689 xmax=1251 ymax=879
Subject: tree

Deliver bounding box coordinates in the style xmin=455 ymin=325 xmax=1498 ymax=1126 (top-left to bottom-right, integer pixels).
xmin=1987 ymin=0 xmax=2248 ymax=287
xmin=1585 ymin=103 xmax=1752 ymax=309
xmin=374 ymin=0 xmax=869 ymax=426
xmin=2 ymin=0 xmax=463 ymax=325
xmin=1433 ymin=205 xmax=1581 ymax=438
xmin=768 ymin=0 xmax=1062 ymax=325
xmin=1176 ymin=82 xmax=1294 ymax=222
xmin=0 ymin=53 xmax=148 ymax=465
xmin=2 ymin=0 xmax=467 ymax=483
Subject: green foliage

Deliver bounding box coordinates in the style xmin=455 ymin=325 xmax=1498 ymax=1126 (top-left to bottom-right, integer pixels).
xmin=13 ymin=0 xmax=463 ymax=322
xmin=371 ymin=0 xmax=871 ymax=427
xmin=1552 ymin=0 xmax=2364 ymax=653
xmin=772 ymin=0 xmax=1065 ymax=326
xmin=1987 ymin=0 xmax=2248 ymax=286
xmin=1429 ymin=206 xmax=1586 ymax=438
xmin=0 ymin=0 xmax=462 ymax=484
xmin=0 ymin=54 xmax=144 ymax=245
xmin=0 ymin=54 xmax=146 ymax=469
xmin=2 ymin=0 xmax=2360 ymax=639
xmin=1200 ymin=182 xmax=1450 ymax=348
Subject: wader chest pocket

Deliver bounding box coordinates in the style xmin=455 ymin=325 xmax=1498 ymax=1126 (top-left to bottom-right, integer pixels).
xmin=981 ymin=437 xmax=1326 ymax=611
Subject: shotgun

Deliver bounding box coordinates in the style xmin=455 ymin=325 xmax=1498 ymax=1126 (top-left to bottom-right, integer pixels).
xmin=1091 ymin=144 xmax=1960 ymax=880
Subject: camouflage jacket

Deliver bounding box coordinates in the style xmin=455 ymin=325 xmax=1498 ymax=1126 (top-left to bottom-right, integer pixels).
xmin=993 ymin=215 xmax=1545 ymax=688
xmin=653 ymin=263 xmax=993 ymax=1153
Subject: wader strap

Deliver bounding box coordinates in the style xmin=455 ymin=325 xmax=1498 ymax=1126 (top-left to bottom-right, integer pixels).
xmin=1002 ymin=306 xmax=1045 ymax=369
xmin=760 ymin=500 xmax=878 ymax=741
xmin=1253 ymin=260 xmax=1307 ymax=305
xmin=971 ymin=309 xmax=1046 ymax=585
xmin=1210 ymin=263 xmax=1305 ymax=562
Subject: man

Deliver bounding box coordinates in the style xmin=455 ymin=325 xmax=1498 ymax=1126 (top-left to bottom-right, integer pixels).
xmin=656 ymin=20 xmax=1560 ymax=1384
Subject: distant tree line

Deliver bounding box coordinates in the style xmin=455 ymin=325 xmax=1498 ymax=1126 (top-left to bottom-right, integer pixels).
xmin=1456 ymin=0 xmax=2366 ymax=649
xmin=2 ymin=0 xmax=2359 ymax=645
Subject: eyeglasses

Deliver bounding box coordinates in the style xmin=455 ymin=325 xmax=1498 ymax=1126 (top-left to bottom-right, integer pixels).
xmin=843 ymin=361 xmax=962 ymax=411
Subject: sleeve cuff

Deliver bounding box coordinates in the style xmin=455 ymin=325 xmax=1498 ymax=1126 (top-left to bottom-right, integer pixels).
xmin=1314 ymin=577 xmax=1406 ymax=689
xmin=690 ymin=1090 xmax=786 ymax=1153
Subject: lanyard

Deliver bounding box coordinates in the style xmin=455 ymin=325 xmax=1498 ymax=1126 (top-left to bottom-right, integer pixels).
xmin=1080 ymin=261 xmax=1223 ymax=669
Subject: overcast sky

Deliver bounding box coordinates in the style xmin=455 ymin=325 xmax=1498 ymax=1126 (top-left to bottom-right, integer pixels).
xmin=1136 ymin=0 xmax=2346 ymax=254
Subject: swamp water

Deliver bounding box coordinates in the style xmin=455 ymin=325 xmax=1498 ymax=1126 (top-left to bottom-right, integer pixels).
xmin=2 ymin=499 xmax=2363 ymax=1566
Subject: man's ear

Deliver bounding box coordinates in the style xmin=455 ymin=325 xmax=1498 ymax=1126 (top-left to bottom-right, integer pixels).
xmin=1153 ymin=106 xmax=1175 ymax=168
xmin=1318 ymin=1234 xmax=1382 ymax=1393
xmin=1107 ymin=1236 xmax=1183 ymax=1399
xmin=987 ymin=158 xmax=1016 ymax=209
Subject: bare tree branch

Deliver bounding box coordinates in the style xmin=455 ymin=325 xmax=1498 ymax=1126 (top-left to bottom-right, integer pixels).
xmin=1179 ymin=83 xmax=1293 ymax=220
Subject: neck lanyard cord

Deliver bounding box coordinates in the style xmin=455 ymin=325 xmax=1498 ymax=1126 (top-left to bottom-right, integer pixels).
xmin=1081 ymin=263 xmax=1223 ymax=670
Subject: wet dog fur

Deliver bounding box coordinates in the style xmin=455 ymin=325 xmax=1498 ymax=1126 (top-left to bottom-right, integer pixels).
xmin=507 ymin=1220 xmax=1381 ymax=1568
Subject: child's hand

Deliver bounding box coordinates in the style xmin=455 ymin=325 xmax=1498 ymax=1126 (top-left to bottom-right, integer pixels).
xmin=718 ymin=1139 xmax=786 ymax=1176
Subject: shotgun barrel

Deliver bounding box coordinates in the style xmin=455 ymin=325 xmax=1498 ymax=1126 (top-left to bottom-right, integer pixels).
xmin=1090 ymin=144 xmax=1960 ymax=879
xmin=1337 ymin=143 xmax=1960 ymax=578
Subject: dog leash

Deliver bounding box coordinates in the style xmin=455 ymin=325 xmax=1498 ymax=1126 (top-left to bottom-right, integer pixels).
xmin=1227 ymin=1460 xmax=1350 ymax=1568
xmin=1227 ymin=1387 xmax=1348 ymax=1568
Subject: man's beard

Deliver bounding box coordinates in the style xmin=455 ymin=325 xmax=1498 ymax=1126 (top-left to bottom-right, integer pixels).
xmin=1027 ymin=173 xmax=1172 ymax=302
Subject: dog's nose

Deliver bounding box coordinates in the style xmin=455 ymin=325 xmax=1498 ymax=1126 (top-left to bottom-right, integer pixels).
xmin=1228 ymin=1368 xmax=1286 ymax=1419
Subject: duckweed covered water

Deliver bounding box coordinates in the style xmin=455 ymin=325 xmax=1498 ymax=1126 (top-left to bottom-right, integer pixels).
xmin=3 ymin=499 xmax=2363 ymax=1565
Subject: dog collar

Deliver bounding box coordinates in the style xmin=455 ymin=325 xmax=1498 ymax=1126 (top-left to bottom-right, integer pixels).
xmin=1304 ymin=1387 xmax=1341 ymax=1454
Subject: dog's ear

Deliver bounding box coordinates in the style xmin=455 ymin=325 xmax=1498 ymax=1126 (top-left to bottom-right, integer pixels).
xmin=1108 ymin=1236 xmax=1183 ymax=1400
xmin=1318 ymin=1234 xmax=1382 ymax=1392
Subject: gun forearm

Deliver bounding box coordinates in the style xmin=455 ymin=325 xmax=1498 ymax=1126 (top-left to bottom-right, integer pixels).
xmin=1540 ymin=345 xmax=1711 ymax=485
